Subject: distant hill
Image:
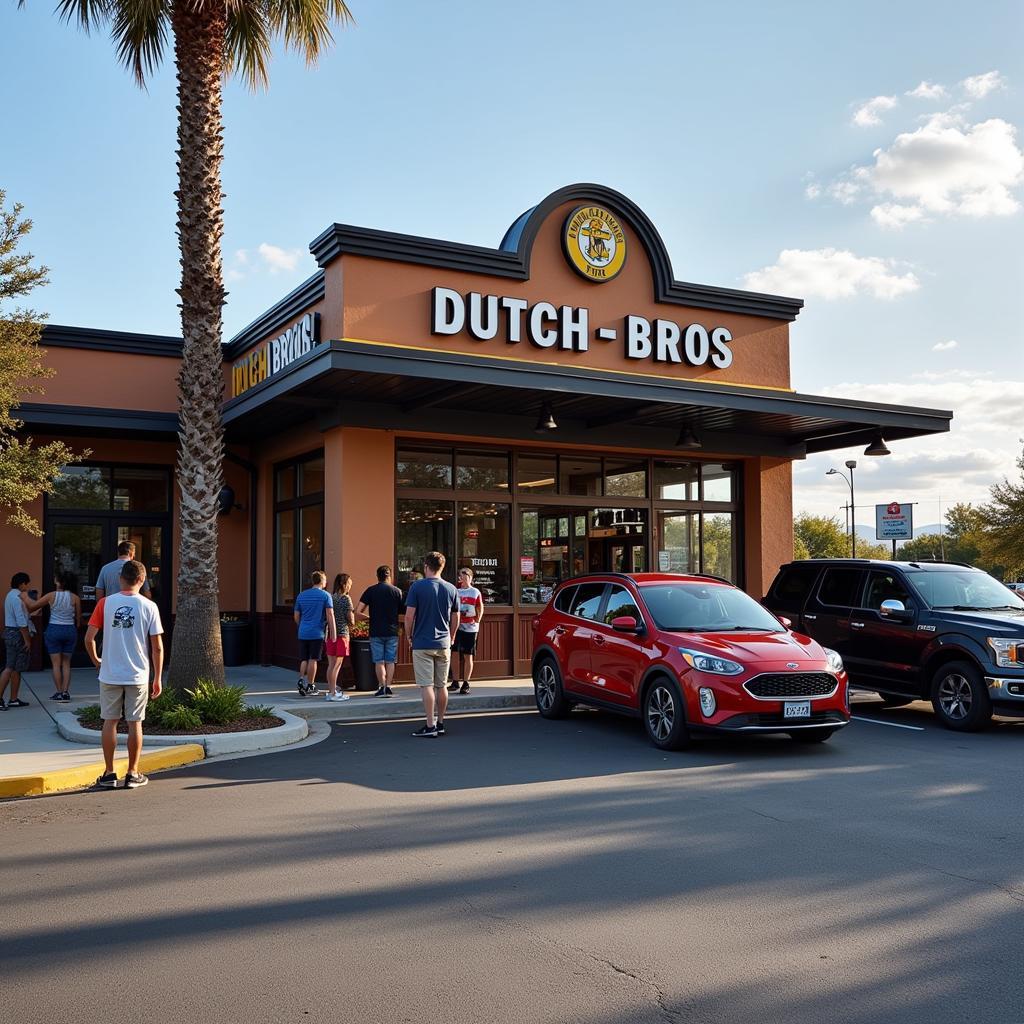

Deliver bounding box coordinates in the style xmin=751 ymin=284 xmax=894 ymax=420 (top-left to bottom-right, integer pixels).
xmin=854 ymin=523 xmax=943 ymax=543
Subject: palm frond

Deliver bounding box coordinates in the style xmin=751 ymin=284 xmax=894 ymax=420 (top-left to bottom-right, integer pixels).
xmin=224 ymin=1 xmax=273 ymax=91
xmin=52 ymin=0 xmax=115 ymax=34
xmin=265 ymin=0 xmax=354 ymax=67
xmin=110 ymin=0 xmax=171 ymax=86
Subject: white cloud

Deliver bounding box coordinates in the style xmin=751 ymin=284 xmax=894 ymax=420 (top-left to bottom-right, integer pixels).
xmin=907 ymin=81 xmax=947 ymax=100
xmin=256 ymin=242 xmax=304 ymax=274
xmin=793 ymin=375 xmax=1024 ymax=519
xmin=805 ymin=183 xmax=822 ymax=200
xmin=827 ymin=179 xmax=862 ymax=205
xmin=961 ymin=70 xmax=1005 ymax=99
xmin=852 ymin=94 xmax=898 ymax=127
xmin=931 ymin=339 xmax=958 ymax=351
xmin=852 ymin=112 xmax=1024 ymax=227
xmin=742 ymin=248 xmax=919 ymax=300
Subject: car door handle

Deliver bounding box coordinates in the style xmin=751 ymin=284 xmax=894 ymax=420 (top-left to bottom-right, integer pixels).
xmin=804 ymin=614 xmax=817 ymax=621
xmin=553 ymin=625 xmax=567 ymax=635
xmin=592 ymin=634 xmax=606 ymax=645
xmin=851 ymin=621 xmax=865 ymax=629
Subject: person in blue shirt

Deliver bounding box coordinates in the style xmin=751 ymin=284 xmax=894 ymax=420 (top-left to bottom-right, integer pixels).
xmin=293 ymin=571 xmax=337 ymax=696
xmin=404 ymin=551 xmax=460 ymax=737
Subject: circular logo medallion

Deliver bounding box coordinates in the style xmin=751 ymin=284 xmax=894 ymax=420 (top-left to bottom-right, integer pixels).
xmin=562 ymin=205 xmax=627 ymax=282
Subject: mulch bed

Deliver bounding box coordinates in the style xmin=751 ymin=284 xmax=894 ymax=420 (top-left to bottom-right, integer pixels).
xmin=77 ymin=715 xmax=285 ymax=735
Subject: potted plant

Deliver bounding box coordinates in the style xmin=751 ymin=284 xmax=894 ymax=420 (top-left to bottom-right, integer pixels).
xmin=219 ymin=613 xmax=251 ymax=667
xmin=347 ymin=618 xmax=377 ymax=691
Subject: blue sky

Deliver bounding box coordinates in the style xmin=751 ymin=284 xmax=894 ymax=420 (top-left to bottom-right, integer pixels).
xmin=2 ymin=0 xmax=1022 ymax=526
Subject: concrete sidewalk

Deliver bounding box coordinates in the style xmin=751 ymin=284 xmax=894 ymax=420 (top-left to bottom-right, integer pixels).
xmin=0 ymin=665 xmax=536 ymax=796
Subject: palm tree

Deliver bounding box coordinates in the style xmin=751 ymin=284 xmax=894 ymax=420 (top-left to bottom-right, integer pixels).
xmin=33 ymin=0 xmax=353 ymax=689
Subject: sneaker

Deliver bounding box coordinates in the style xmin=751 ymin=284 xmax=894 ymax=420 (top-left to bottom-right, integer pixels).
xmin=0 ymin=702 xmax=6 ymax=711
xmin=328 ymin=692 xmax=351 ymax=702
xmin=447 ymin=681 xmax=460 ymax=692
xmin=95 ymin=772 xmax=118 ymax=789
xmin=297 ymin=678 xmax=307 ymax=696
xmin=62 ymin=692 xmax=72 ymax=702
xmin=6 ymin=699 xmax=29 ymax=707
xmin=384 ymin=686 xmax=394 ymax=696
xmin=50 ymin=692 xmax=63 ymax=701
xmin=306 ymin=684 xmax=319 ymax=697
xmin=459 ymin=683 xmax=471 ymax=695
xmin=436 ymin=721 xmax=446 ymax=735
xmin=124 ymin=771 xmax=148 ymax=789
xmin=374 ymin=686 xmax=388 ymax=698
xmin=412 ymin=724 xmax=438 ymax=738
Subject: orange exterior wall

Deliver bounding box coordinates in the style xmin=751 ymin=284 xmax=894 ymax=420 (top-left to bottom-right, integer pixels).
xmin=743 ymin=457 xmax=794 ymax=599
xmin=36 ymin=348 xmax=181 ymax=412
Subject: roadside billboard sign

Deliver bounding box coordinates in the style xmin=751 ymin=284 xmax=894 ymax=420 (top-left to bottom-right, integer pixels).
xmin=876 ymin=501 xmax=913 ymax=540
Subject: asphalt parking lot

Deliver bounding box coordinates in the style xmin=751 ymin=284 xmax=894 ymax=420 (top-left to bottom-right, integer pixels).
xmin=2 ymin=698 xmax=1022 ymax=1024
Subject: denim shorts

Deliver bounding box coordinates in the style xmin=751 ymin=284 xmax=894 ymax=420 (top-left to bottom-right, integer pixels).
xmin=3 ymin=628 xmax=29 ymax=672
xmin=44 ymin=623 xmax=78 ymax=656
xmin=369 ymin=636 xmax=398 ymax=664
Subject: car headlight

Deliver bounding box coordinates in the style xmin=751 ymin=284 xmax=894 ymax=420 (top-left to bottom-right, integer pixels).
xmin=678 ymin=648 xmax=744 ymax=675
xmin=823 ymin=647 xmax=844 ymax=674
xmin=698 ymin=687 xmax=717 ymax=717
xmin=986 ymin=637 xmax=1022 ymax=668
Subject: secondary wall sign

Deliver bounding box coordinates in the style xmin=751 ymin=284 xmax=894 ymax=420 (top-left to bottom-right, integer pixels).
xmin=231 ymin=312 xmax=321 ymax=398
xmin=876 ymin=501 xmax=913 ymax=540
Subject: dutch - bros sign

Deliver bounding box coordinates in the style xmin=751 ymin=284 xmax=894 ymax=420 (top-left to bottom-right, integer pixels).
xmin=431 ymin=287 xmax=734 ymax=369
xmin=232 ymin=313 xmax=321 ymax=398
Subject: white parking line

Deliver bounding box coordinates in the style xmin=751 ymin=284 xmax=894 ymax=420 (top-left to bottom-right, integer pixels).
xmin=852 ymin=715 xmax=925 ymax=731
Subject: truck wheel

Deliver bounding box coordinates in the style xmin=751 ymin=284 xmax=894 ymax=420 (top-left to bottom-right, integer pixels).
xmin=931 ymin=661 xmax=992 ymax=731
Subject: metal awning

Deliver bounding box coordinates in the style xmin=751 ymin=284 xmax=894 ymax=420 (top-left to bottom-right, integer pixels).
xmin=222 ymin=339 xmax=952 ymax=457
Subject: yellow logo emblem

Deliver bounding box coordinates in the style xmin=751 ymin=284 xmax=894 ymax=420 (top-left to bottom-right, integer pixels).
xmin=563 ymin=205 xmax=627 ymax=282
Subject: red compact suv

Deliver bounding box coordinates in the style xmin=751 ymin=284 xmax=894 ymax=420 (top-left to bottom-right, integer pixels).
xmin=531 ymin=572 xmax=850 ymax=750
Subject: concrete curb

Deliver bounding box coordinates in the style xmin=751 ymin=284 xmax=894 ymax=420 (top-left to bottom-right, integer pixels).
xmin=0 ymin=744 xmax=205 ymax=799
xmin=283 ymin=691 xmax=536 ymax=721
xmin=55 ymin=710 xmax=309 ymax=756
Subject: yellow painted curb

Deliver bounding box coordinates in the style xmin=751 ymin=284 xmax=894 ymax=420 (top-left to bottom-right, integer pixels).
xmin=0 ymin=744 xmax=205 ymax=799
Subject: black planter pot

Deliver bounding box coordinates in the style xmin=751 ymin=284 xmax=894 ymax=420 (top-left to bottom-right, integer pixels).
xmin=349 ymin=638 xmax=377 ymax=691
xmin=220 ymin=620 xmax=251 ymax=667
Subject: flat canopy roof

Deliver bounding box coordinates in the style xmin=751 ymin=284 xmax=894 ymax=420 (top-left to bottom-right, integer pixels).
xmin=222 ymin=339 xmax=952 ymax=458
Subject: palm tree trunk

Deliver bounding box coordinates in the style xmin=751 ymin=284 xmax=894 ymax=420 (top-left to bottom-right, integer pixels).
xmin=166 ymin=1 xmax=228 ymax=690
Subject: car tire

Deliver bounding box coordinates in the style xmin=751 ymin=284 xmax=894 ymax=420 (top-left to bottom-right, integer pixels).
xmin=533 ymin=656 xmax=571 ymax=719
xmin=788 ymin=728 xmax=837 ymax=743
xmin=642 ymin=676 xmax=690 ymax=751
xmin=931 ymin=660 xmax=992 ymax=731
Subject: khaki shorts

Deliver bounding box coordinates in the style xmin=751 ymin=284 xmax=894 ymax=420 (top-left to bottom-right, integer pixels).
xmin=412 ymin=648 xmax=451 ymax=688
xmin=100 ymin=682 xmax=149 ymax=722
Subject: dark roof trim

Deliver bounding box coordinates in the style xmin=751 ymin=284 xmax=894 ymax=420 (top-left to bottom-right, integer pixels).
xmin=41 ymin=324 xmax=183 ymax=358
xmin=222 ymin=271 xmax=326 ymax=360
xmin=221 ymin=339 xmax=952 ymax=438
xmin=17 ymin=403 xmax=179 ymax=437
xmin=309 ymin=183 xmax=805 ymax=322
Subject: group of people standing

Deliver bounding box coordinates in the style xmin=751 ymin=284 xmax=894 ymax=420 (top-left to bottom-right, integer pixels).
xmin=292 ymin=553 xmax=484 ymax=735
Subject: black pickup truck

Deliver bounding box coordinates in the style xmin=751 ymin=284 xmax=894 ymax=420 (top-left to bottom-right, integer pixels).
xmin=763 ymin=559 xmax=1024 ymax=730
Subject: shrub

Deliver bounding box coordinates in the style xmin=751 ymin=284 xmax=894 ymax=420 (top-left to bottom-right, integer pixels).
xmin=78 ymin=704 xmax=102 ymax=727
xmin=246 ymin=704 xmax=276 ymax=719
xmin=160 ymin=704 xmax=202 ymax=731
xmin=186 ymin=679 xmax=247 ymax=725
xmin=146 ymin=688 xmax=184 ymax=727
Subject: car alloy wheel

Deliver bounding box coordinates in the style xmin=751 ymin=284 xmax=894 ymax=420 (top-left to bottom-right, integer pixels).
xmin=647 ymin=684 xmax=676 ymax=741
xmin=642 ymin=677 xmax=690 ymax=750
xmin=930 ymin=660 xmax=991 ymax=732
xmin=937 ymin=673 xmax=973 ymax=721
xmin=536 ymin=662 xmax=557 ymax=713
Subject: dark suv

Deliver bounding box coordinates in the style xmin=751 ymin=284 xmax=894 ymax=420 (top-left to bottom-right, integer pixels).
xmin=764 ymin=559 xmax=1024 ymax=730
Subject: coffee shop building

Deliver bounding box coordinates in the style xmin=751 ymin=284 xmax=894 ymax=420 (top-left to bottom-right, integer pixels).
xmin=4 ymin=184 xmax=952 ymax=679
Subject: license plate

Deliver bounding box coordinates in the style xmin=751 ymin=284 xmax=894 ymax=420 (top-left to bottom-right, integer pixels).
xmin=783 ymin=700 xmax=811 ymax=719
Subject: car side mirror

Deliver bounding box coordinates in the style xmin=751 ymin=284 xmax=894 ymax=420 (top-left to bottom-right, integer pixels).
xmin=879 ymin=599 xmax=910 ymax=620
xmin=610 ymin=615 xmax=643 ymax=634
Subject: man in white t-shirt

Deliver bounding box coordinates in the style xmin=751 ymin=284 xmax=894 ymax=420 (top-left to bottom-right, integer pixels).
xmin=447 ymin=567 xmax=484 ymax=696
xmin=84 ymin=559 xmax=163 ymax=790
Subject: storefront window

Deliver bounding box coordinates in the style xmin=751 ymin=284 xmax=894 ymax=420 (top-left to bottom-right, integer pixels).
xmin=657 ymin=511 xmax=698 ymax=573
xmin=702 ymin=464 xmax=734 ymax=502
xmin=397 ymin=447 xmax=453 ymax=489
xmin=701 ymin=513 xmax=735 ymax=580
xmin=396 ymin=499 xmax=454 ymax=592
xmin=560 ymin=456 xmax=602 ymax=496
xmin=274 ymin=451 xmax=324 ymax=607
xmin=50 ymin=466 xmax=112 ymax=509
xmin=112 ymin=468 xmax=169 ymax=512
xmin=456 ymin=450 xmax=509 ymax=491
xmin=456 ymin=502 xmax=510 ymax=604
xmin=517 ymin=454 xmax=557 ymax=494
xmin=654 ymin=461 xmax=698 ymax=501
xmin=604 ymin=459 xmax=647 ymax=497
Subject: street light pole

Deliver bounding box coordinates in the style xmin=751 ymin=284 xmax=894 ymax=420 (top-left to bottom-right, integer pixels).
xmin=826 ymin=462 xmax=857 ymax=557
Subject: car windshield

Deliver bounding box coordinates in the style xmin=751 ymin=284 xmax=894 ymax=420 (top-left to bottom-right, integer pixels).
xmin=907 ymin=569 xmax=1024 ymax=611
xmin=641 ymin=582 xmax=784 ymax=633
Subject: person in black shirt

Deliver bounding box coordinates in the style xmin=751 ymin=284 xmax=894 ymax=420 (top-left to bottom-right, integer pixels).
xmin=357 ymin=565 xmax=405 ymax=697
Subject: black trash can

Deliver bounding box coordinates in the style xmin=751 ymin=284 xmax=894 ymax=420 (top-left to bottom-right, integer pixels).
xmin=220 ymin=618 xmax=251 ymax=667
xmin=349 ymin=638 xmax=377 ymax=691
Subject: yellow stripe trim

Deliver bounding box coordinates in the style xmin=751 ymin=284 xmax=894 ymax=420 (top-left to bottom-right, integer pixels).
xmin=337 ymin=336 xmax=796 ymax=393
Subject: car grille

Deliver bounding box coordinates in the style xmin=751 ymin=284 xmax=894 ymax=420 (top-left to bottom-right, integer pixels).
xmin=744 ymin=673 xmax=838 ymax=699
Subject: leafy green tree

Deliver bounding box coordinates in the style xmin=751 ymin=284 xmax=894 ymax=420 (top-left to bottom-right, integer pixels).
xmin=980 ymin=444 xmax=1024 ymax=579
xmin=0 ymin=192 xmax=82 ymax=534
xmin=898 ymin=502 xmax=986 ymax=567
xmin=793 ymin=513 xmax=850 ymax=559
xmin=40 ymin=0 xmax=353 ymax=690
